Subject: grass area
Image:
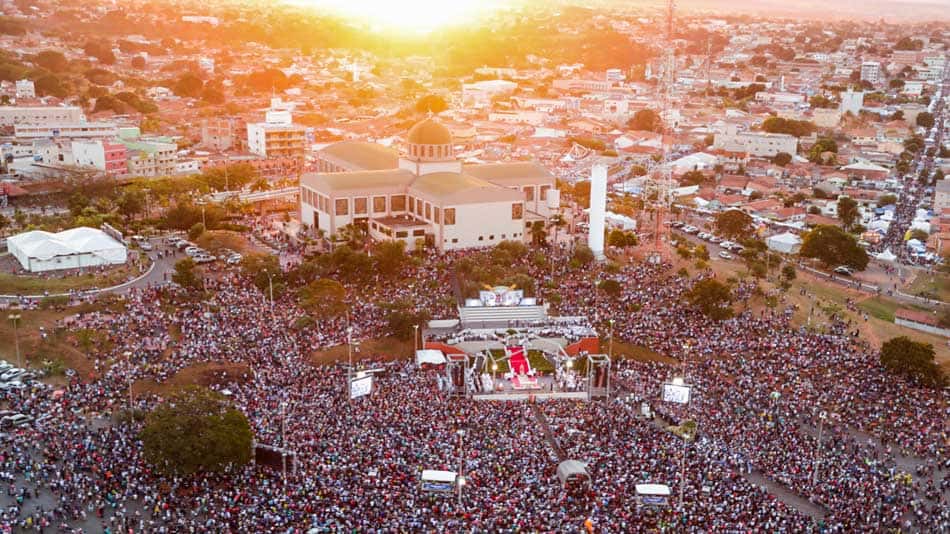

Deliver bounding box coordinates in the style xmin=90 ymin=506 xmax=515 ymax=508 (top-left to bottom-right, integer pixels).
xmin=135 ymin=362 xmax=251 ymax=396
xmin=0 ymin=265 xmax=139 ymax=295
xmin=0 ymin=307 xmax=97 ymax=376
xmin=858 ymin=297 xmax=900 ymax=322
xmin=310 ymin=337 xmax=414 ymax=365
xmin=486 ymin=349 xmax=556 ymax=374
xmin=904 ymin=272 xmax=950 ymax=302
xmin=194 ymin=230 xmax=258 ymax=255
xmin=610 ymin=340 xmax=677 ymax=364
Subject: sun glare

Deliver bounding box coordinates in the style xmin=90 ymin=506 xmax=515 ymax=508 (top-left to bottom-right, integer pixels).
xmin=295 ymin=0 xmax=501 ymax=33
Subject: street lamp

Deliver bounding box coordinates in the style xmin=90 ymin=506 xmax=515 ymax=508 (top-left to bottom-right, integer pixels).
xmin=812 ymin=411 xmax=828 ymax=486
xmin=457 ymin=429 xmax=466 ymax=506
xmin=413 ymin=324 xmax=419 ymax=356
xmin=280 ymin=401 xmax=289 ymax=483
xmin=608 ymin=319 xmax=615 ymax=359
xmin=491 ymin=362 xmax=498 ymax=390
xmin=7 ymin=312 xmax=21 ymax=369
xmin=123 ymin=351 xmax=134 ymax=410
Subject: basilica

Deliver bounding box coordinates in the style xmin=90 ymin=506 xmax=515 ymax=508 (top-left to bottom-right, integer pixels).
xmin=299 ymin=118 xmax=557 ymax=251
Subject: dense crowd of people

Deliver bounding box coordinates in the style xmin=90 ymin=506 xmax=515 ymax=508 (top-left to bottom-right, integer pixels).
xmin=0 ymin=238 xmax=946 ymax=532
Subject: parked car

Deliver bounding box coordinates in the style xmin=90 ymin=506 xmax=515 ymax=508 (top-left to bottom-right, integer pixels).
xmin=226 ymin=254 xmax=243 ymax=265
xmin=0 ymin=414 xmax=33 ymax=429
xmin=709 ymin=236 xmax=722 ymax=244
xmin=834 ymin=266 xmax=854 ymax=276
xmin=192 ymin=254 xmax=216 ymax=264
xmin=0 ymin=362 xmax=13 ymax=372
xmin=0 ymin=369 xmax=26 ymax=382
xmin=718 ymin=251 xmax=734 ymax=260
xmin=0 ymin=381 xmax=27 ymax=392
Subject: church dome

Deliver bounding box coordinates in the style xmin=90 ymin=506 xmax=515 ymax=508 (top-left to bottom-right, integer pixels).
xmin=407 ymin=118 xmax=453 ymax=145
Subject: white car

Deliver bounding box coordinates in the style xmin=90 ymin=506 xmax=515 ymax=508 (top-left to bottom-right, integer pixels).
xmin=709 ymin=236 xmax=722 ymax=244
xmin=0 ymin=414 xmax=32 ymax=428
xmin=0 ymin=381 xmax=26 ymax=391
xmin=0 ymin=362 xmax=13 ymax=372
xmin=0 ymin=369 xmax=25 ymax=382
xmin=226 ymin=254 xmax=243 ymax=265
xmin=138 ymin=241 xmax=153 ymax=251
xmin=192 ymin=255 xmax=216 ymax=264
xmin=718 ymin=251 xmax=734 ymax=260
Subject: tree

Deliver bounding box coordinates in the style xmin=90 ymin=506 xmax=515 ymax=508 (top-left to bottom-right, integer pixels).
xmin=116 ymin=190 xmax=145 ymax=220
xmin=172 ymin=258 xmax=203 ymax=291
xmin=915 ymin=112 xmax=934 ymax=129
xmin=877 ymin=194 xmax=898 ymax=207
xmin=84 ymin=41 xmax=116 ymax=64
xmin=808 ymin=137 xmax=838 ymax=163
xmin=685 ymin=278 xmax=733 ymax=320
xmin=598 ymin=279 xmax=622 ymax=298
xmin=188 ymin=223 xmax=206 ymax=241
xmin=0 ymin=213 xmax=9 ymax=237
xmin=781 ymin=264 xmax=796 ymax=282
xmin=381 ymin=300 xmax=431 ymax=341
xmin=681 ymin=170 xmax=708 ymax=186
xmin=800 ymin=225 xmax=869 ymax=270
xmin=771 ymin=152 xmax=793 ymax=167
xmin=761 ymin=117 xmax=815 ymax=137
xmin=174 ymin=73 xmax=204 ymax=98
xmin=34 ymin=74 xmax=66 ymax=98
xmin=529 ymin=220 xmax=547 ymax=245
xmin=298 ymin=278 xmax=347 ymax=320
xmin=131 ymin=56 xmax=146 ymax=69
xmin=201 ymin=87 xmax=225 ymax=105
xmin=415 ymin=94 xmax=447 ymax=114
xmin=837 ymin=196 xmax=859 ymax=230
xmin=809 ymin=94 xmax=835 ymax=109
xmin=33 ymin=50 xmax=68 ymax=71
xmin=880 ymin=336 xmax=945 ymax=387
xmin=715 ymin=209 xmax=753 ymax=239
xmin=894 ymin=37 xmax=923 ymax=51
xmin=372 ymin=240 xmax=407 ymax=277
xmin=628 ymin=108 xmax=662 ymax=132
xmin=140 ymin=386 xmax=253 ymax=476
xmin=240 ymin=254 xmax=284 ymax=296
xmin=572 ymin=244 xmax=595 ymax=266
xmin=693 ymin=244 xmax=710 ymax=261
xmin=607 ymin=229 xmax=637 ymax=247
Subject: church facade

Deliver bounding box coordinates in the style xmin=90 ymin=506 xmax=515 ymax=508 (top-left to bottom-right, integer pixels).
xmin=299 ymin=118 xmax=557 ymax=251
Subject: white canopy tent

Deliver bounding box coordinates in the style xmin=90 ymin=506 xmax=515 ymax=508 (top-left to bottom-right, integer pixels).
xmin=7 ymin=227 xmax=127 ymax=273
xmin=875 ymin=249 xmax=897 ymax=262
xmin=766 ymin=232 xmax=802 ymax=254
xmin=415 ymin=349 xmax=447 ymax=366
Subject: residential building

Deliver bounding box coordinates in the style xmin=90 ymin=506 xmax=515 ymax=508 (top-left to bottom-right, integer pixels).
xmin=14 ymin=80 xmax=34 ymax=99
xmin=71 ymin=140 xmax=128 ymax=176
xmin=200 ymin=117 xmax=243 ymax=151
xmin=860 ymin=61 xmax=882 ymax=84
xmin=246 ymin=114 xmax=306 ymax=160
xmin=0 ymin=106 xmax=85 ymax=127
xmin=839 ymin=88 xmax=864 ymax=115
xmin=14 ymin=122 xmax=117 ymax=140
xmin=713 ymin=124 xmax=798 ymax=158
xmin=124 ymin=140 xmax=177 ymax=177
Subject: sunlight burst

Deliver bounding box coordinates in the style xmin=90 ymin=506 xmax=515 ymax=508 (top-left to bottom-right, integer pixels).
xmin=296 ymin=0 xmax=502 ymax=33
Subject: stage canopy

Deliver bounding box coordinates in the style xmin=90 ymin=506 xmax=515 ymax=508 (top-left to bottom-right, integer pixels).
xmin=766 ymin=232 xmax=802 ymax=254
xmin=416 ymin=349 xmax=446 ymax=365
xmin=556 ymin=460 xmax=590 ymax=487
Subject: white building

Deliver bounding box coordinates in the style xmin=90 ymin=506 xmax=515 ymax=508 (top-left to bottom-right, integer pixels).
xmin=462 ymin=80 xmax=517 ymax=109
xmin=0 ymin=106 xmax=85 ymax=127
xmin=605 ymin=69 xmax=625 ymax=82
xmin=8 ymin=227 xmax=127 ymax=273
xmin=713 ymin=125 xmax=798 ymax=158
xmin=14 ymin=80 xmax=34 ymax=99
xmin=861 ymin=61 xmax=882 ymax=85
xmin=300 ymin=118 xmax=556 ymax=252
xmin=14 ymin=122 xmax=117 ymax=140
xmin=755 ymin=92 xmax=806 ymax=106
xmin=839 ymin=88 xmax=864 ymax=115
xmin=935 ymin=179 xmax=950 ymax=213
xmin=198 ymin=57 xmax=215 ymax=74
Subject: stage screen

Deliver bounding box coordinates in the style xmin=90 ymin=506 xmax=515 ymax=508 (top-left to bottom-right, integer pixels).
xmin=479 ymin=288 xmax=523 ymax=307
xmin=661 ymin=383 xmax=691 ymax=404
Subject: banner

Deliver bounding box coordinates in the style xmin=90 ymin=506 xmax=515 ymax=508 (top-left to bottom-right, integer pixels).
xmin=350 ymin=375 xmax=373 ymax=399
xmin=661 ymin=383 xmax=691 ymax=404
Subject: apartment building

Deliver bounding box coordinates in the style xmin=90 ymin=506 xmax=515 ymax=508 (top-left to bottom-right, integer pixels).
xmin=0 ymin=106 xmax=85 ymax=127
xmin=14 ymin=122 xmax=117 ymax=140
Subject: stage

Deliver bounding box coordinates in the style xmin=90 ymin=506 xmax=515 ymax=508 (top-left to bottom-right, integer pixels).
xmin=472 ymin=391 xmax=590 ymax=402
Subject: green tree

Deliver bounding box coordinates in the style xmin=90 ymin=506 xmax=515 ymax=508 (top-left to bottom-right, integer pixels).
xmin=715 ymin=209 xmax=753 ymax=239
xmin=628 ymin=108 xmax=662 ymax=132
xmin=116 ymin=190 xmax=145 ymax=220
xmin=809 ymin=94 xmax=835 ymax=109
xmin=174 ymin=72 xmax=204 ymax=98
xmin=880 ymin=336 xmax=945 ymax=387
xmin=837 ymin=196 xmax=860 ymax=230
xmin=598 ymin=279 xmax=622 ymax=298
xmin=372 ymin=240 xmax=407 ymax=278
xmin=915 ymin=112 xmax=934 ymax=128
xmin=529 ymin=220 xmax=547 ymax=245
xmin=685 ymin=278 xmax=734 ymax=320
xmin=188 ymin=222 xmax=206 ymax=241
xmin=572 ymin=244 xmax=595 ymax=266
xmin=761 ymin=117 xmax=815 ymax=137
xmin=140 ymin=386 xmax=253 ymax=476
xmin=298 ymin=278 xmax=347 ymax=320
xmin=681 ymin=170 xmax=708 ymax=185
xmin=781 ymin=264 xmax=796 ymax=282
xmin=877 ymin=194 xmax=898 ymax=207
xmin=172 ymin=258 xmax=202 ymax=291
xmin=84 ymin=41 xmax=116 ymax=64
xmin=771 ymin=152 xmax=793 ymax=167
xmin=808 ymin=137 xmax=838 ymax=164
xmin=381 ymin=300 xmax=431 ymax=341
xmin=800 ymin=225 xmax=869 ymax=270
xmin=33 ymin=50 xmax=68 ymax=71
xmin=415 ymin=94 xmax=447 ymax=114
xmin=240 ymin=253 xmax=284 ymax=296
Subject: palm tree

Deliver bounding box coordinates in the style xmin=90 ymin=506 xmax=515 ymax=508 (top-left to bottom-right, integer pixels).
xmin=548 ymin=213 xmax=566 ymax=246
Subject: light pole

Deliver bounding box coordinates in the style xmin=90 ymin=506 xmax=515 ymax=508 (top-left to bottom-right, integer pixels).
xmin=565 ymin=358 xmax=573 ymax=391
xmin=413 ymin=324 xmax=419 ymax=356
xmin=124 ymin=351 xmax=134 ymax=409
xmin=491 ymin=362 xmax=498 ymax=391
xmin=280 ymin=401 xmax=289 ymax=483
xmin=346 ymin=326 xmax=354 ymax=406
xmin=457 ymin=429 xmax=466 ymax=506
xmin=8 ymin=312 xmax=21 ymax=369
xmin=812 ymin=411 xmax=827 ymax=486
xmin=608 ymin=319 xmax=615 ymax=359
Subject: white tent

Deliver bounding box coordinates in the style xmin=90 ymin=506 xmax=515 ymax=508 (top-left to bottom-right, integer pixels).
xmin=7 ymin=227 xmax=127 ymax=273
xmin=875 ymin=249 xmax=897 ymax=262
xmin=415 ymin=349 xmax=446 ymax=366
xmin=766 ymin=232 xmax=802 ymax=254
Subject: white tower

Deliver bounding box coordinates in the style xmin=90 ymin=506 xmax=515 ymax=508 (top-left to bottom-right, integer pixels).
xmin=588 ymin=164 xmax=607 ymax=260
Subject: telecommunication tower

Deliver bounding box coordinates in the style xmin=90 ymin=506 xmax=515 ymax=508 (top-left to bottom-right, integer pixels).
xmin=646 ymin=0 xmax=676 ymax=264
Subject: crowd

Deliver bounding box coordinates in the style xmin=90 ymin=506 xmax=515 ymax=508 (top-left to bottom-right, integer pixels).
xmin=0 ymin=239 xmax=945 ymax=532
